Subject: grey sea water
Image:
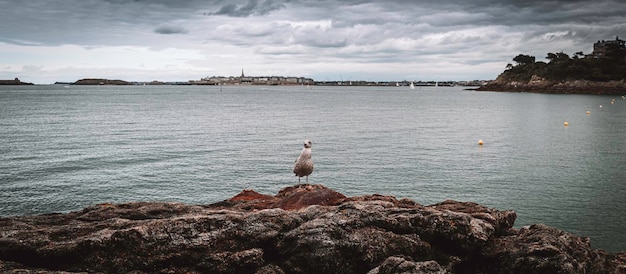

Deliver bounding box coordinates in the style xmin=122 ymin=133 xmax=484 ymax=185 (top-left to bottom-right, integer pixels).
xmin=1 ymin=85 xmax=625 ymax=252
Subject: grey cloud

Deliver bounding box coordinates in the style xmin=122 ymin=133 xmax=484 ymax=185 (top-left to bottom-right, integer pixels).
xmin=101 ymin=0 xmax=210 ymax=9
xmin=0 ymin=0 xmax=203 ymax=47
xmin=209 ymin=0 xmax=286 ymax=17
xmin=212 ymin=3 xmax=238 ymax=15
xmin=155 ymin=25 xmax=189 ymax=34
xmin=300 ymin=37 xmax=348 ymax=48
xmin=204 ymin=0 xmax=625 ymax=60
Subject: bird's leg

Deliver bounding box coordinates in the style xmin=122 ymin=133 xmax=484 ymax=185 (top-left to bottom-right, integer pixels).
xmin=298 ymin=177 xmax=301 ymax=183
xmin=306 ymin=176 xmax=308 ymax=183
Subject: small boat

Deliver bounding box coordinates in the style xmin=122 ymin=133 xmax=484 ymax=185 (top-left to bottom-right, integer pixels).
xmin=410 ymin=82 xmax=415 ymax=89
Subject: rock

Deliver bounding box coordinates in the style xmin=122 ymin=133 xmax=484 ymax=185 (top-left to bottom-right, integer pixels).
xmin=472 ymin=224 xmax=625 ymax=273
xmin=367 ymin=257 xmax=447 ymax=274
xmin=477 ymin=76 xmax=626 ymax=95
xmin=0 ymin=184 xmax=623 ymax=273
xmin=211 ymin=184 xmax=346 ymax=211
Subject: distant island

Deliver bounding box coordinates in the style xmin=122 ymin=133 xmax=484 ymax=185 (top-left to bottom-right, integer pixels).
xmin=478 ymin=36 xmax=626 ymax=95
xmin=0 ymin=78 xmax=33 ymax=85
xmin=72 ymin=78 xmax=131 ymax=85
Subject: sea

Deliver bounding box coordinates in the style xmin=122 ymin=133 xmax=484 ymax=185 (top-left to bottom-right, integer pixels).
xmin=1 ymin=85 xmax=625 ymax=252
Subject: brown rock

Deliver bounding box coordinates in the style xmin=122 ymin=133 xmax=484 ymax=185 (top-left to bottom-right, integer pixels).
xmin=477 ymin=76 xmax=626 ymax=95
xmin=212 ymin=183 xmax=346 ymax=211
xmin=274 ymin=184 xmax=347 ymax=210
xmin=0 ymin=184 xmax=623 ymax=273
xmin=368 ymin=256 xmax=447 ymax=274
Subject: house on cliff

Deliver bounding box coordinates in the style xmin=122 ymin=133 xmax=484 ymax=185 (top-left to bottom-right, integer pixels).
xmin=592 ymin=36 xmax=626 ymax=59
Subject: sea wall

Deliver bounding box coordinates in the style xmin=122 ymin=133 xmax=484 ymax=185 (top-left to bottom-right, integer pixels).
xmin=476 ymin=75 xmax=626 ymax=95
xmin=0 ymin=184 xmax=624 ymax=273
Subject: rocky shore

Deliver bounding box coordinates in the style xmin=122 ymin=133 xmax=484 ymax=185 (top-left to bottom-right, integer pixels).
xmin=0 ymin=184 xmax=624 ymax=273
xmin=476 ymin=75 xmax=626 ymax=95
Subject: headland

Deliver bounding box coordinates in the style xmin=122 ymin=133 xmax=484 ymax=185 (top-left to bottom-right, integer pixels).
xmin=0 ymin=78 xmax=33 ymax=85
xmin=477 ymin=36 xmax=626 ymax=95
xmin=476 ymin=76 xmax=626 ymax=95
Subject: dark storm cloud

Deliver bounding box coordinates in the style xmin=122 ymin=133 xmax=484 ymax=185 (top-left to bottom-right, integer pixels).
xmin=0 ymin=0 xmax=195 ymax=46
xmin=2 ymin=0 xmax=623 ymax=46
xmin=2 ymin=0 xmax=625 ymax=83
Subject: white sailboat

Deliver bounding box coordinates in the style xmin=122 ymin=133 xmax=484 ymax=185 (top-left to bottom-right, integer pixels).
xmin=410 ymin=82 xmax=415 ymax=89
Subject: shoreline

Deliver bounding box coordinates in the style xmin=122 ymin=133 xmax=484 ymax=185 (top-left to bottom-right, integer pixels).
xmin=476 ymin=78 xmax=626 ymax=95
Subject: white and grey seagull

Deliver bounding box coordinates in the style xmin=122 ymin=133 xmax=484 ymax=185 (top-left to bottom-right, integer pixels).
xmin=293 ymin=139 xmax=314 ymax=182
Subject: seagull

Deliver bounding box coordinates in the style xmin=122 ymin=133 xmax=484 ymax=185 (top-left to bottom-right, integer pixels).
xmin=293 ymin=139 xmax=314 ymax=182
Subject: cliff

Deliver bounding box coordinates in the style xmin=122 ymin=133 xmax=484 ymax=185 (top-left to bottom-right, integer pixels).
xmin=476 ymin=75 xmax=626 ymax=95
xmin=0 ymin=184 xmax=624 ymax=273
xmin=73 ymin=78 xmax=131 ymax=85
xmin=476 ymin=49 xmax=626 ymax=95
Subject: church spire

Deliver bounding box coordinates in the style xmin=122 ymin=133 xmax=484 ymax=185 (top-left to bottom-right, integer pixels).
xmin=241 ymin=68 xmax=245 ymax=77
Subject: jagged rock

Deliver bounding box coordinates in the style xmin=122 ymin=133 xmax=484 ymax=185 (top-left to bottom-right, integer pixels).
xmin=367 ymin=257 xmax=447 ymax=274
xmin=212 ymin=184 xmax=346 ymax=211
xmin=0 ymin=184 xmax=623 ymax=273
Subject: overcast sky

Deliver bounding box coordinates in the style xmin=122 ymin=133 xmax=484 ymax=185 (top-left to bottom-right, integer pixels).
xmin=1 ymin=0 xmax=625 ymax=84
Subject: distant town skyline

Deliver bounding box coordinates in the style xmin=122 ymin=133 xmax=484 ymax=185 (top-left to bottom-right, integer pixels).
xmin=1 ymin=0 xmax=625 ymax=84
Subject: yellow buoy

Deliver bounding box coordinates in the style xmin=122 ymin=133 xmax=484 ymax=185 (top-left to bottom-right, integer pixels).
xmin=478 ymin=139 xmax=484 ymax=146
xmin=564 ymin=121 xmax=569 ymax=127
xmin=586 ymin=110 xmax=591 ymax=115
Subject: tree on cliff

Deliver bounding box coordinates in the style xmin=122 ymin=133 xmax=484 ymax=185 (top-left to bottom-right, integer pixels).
xmin=497 ymin=49 xmax=626 ymax=82
xmin=502 ymin=54 xmax=546 ymax=82
xmin=513 ymin=54 xmax=536 ymax=66
xmin=546 ymin=52 xmax=570 ymax=63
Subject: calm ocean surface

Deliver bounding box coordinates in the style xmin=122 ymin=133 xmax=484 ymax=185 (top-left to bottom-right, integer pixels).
xmin=1 ymin=85 xmax=625 ymax=252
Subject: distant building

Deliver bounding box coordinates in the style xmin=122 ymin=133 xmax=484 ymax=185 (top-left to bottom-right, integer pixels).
xmin=592 ymin=36 xmax=626 ymax=58
xmin=194 ymin=70 xmax=314 ymax=86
